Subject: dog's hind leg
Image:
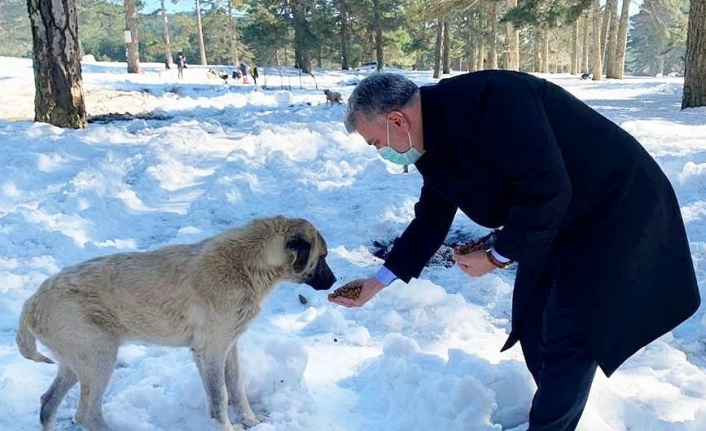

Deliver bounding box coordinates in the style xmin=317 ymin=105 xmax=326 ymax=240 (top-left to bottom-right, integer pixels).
xmin=225 ymin=343 xmax=260 ymax=428
xmin=73 ymin=339 xmax=119 ymax=431
xmin=40 ymin=365 xmax=78 ymax=431
xmin=193 ymin=348 xmax=234 ymax=431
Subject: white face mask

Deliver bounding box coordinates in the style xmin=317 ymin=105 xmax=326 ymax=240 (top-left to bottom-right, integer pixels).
xmin=377 ymin=120 xmax=422 ymax=165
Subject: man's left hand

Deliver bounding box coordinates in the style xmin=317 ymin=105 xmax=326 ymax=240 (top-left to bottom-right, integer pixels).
xmin=453 ymin=249 xmax=495 ymax=277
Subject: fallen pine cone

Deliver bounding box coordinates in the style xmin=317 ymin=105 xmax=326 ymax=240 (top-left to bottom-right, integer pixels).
xmin=298 ymin=294 xmax=308 ymax=305
xmin=329 ymin=280 xmax=363 ymax=300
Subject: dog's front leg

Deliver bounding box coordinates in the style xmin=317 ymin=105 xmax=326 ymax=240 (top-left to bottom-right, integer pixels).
xmin=193 ymin=348 xmax=234 ymax=431
xmin=225 ymin=342 xmax=260 ymax=428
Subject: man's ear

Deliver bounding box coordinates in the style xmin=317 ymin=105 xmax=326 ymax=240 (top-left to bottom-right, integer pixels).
xmin=286 ymin=236 xmax=311 ymax=274
xmin=387 ymin=111 xmax=409 ymax=132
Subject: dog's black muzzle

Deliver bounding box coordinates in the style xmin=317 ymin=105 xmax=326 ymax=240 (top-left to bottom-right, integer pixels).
xmin=305 ymin=258 xmax=336 ymax=290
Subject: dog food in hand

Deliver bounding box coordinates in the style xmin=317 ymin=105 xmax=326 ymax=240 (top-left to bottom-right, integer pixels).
xmin=329 ymin=281 xmax=363 ymax=300
xmin=457 ymin=231 xmax=498 ymax=255
xmin=457 ymin=240 xmax=487 ymax=255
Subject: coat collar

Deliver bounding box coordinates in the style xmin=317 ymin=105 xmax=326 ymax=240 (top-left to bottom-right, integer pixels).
xmin=416 ymin=84 xmax=443 ymax=169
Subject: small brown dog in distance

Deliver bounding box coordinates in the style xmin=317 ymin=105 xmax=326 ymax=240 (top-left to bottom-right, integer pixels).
xmin=323 ymin=89 xmax=343 ymax=105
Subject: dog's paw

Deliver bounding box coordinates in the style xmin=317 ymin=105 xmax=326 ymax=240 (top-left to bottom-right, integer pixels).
xmin=240 ymin=415 xmax=261 ymax=429
xmin=211 ymin=419 xmax=236 ymax=431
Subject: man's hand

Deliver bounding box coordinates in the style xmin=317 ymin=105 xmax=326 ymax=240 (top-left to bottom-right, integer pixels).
xmin=453 ymin=249 xmax=495 ymax=277
xmin=328 ymin=277 xmax=385 ymax=308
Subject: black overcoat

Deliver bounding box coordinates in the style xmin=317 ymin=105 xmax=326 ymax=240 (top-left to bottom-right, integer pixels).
xmin=384 ymin=70 xmax=700 ymax=377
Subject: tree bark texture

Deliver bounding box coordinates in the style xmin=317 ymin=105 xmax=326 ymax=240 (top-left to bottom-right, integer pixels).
xmin=442 ymin=17 xmax=451 ymax=74
xmin=592 ymin=0 xmax=603 ymax=80
xmin=124 ymin=0 xmax=140 ymax=73
xmin=195 ymin=0 xmax=207 ymax=65
xmin=467 ymin=17 xmax=477 ymax=72
xmin=505 ymin=0 xmax=520 ymax=70
xmin=541 ymin=28 xmax=549 ymax=73
xmin=27 ymin=0 xmax=87 ymax=128
xmin=581 ymin=12 xmax=590 ymax=74
xmin=611 ymin=0 xmax=630 ymax=79
xmin=373 ymin=0 xmax=384 ymax=71
xmin=683 ymin=0 xmax=706 ymax=108
xmin=227 ymin=0 xmax=239 ymax=67
xmin=487 ymin=1 xmax=498 ymax=69
xmin=571 ymin=19 xmax=579 ymax=74
xmin=339 ymin=0 xmax=349 ymax=70
xmin=599 ymin=0 xmax=610 ymax=62
xmin=605 ymin=0 xmax=619 ymax=77
xmin=433 ymin=18 xmax=442 ymax=78
xmin=160 ymin=0 xmax=172 ymax=66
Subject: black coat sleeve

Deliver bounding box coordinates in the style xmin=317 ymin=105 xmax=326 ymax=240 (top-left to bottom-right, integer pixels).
xmin=475 ymin=79 xmax=572 ymax=268
xmin=384 ymin=180 xmax=457 ymax=282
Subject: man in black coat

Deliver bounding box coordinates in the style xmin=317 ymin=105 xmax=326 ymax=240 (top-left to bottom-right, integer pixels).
xmin=329 ymin=71 xmax=701 ymax=431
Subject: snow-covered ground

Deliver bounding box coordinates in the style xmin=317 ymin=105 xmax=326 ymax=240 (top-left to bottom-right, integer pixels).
xmin=1 ymin=57 xmax=705 ymax=431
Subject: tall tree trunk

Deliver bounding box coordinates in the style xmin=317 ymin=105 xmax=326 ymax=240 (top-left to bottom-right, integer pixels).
xmin=477 ymin=42 xmax=484 ymax=70
xmin=195 ymin=0 xmax=207 ymax=65
xmin=532 ymin=31 xmax=540 ymax=72
xmin=433 ymin=18 xmax=443 ymax=78
xmin=592 ymin=0 xmax=603 ymax=80
xmin=373 ymin=0 xmax=384 ymax=71
xmin=160 ymin=0 xmax=172 ymax=67
xmin=227 ymin=1 xmax=239 ymax=66
xmin=505 ymin=0 xmax=520 ymax=70
xmin=600 ymin=0 xmax=610 ymax=62
xmin=339 ymin=0 xmax=349 ymax=70
xmin=656 ymin=30 xmax=665 ymax=76
xmin=605 ymin=0 xmax=619 ymax=77
xmin=541 ymin=28 xmax=549 ymax=73
xmin=611 ymin=0 xmax=630 ymax=79
xmin=571 ymin=19 xmax=579 ymax=74
xmin=125 ymin=0 xmax=140 ymax=73
xmin=683 ymin=0 xmax=706 ymax=108
xmin=487 ymin=1 xmax=498 ymax=69
xmin=581 ymin=12 xmax=590 ymax=74
xmin=27 ymin=0 xmax=87 ymax=128
xmin=467 ymin=17 xmax=477 ymax=72
xmin=292 ymin=0 xmax=310 ymax=72
xmin=442 ymin=17 xmax=451 ymax=74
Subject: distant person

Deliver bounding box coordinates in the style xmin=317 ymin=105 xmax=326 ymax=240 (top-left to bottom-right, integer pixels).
xmin=176 ymin=53 xmax=187 ymax=79
xmin=251 ymin=65 xmax=259 ymax=86
xmin=218 ymin=69 xmax=229 ymax=83
xmin=240 ymin=62 xmax=249 ymax=84
xmin=206 ymin=68 xmax=218 ymax=79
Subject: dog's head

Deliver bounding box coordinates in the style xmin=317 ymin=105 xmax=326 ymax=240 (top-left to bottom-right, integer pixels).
xmin=323 ymin=89 xmax=331 ymax=96
xmin=278 ymin=218 xmax=336 ymax=291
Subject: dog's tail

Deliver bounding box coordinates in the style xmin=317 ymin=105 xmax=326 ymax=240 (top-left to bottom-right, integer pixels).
xmin=16 ymin=311 xmax=54 ymax=364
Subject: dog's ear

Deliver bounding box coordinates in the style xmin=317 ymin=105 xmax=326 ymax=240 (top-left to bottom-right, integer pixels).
xmin=286 ymin=235 xmax=311 ymax=274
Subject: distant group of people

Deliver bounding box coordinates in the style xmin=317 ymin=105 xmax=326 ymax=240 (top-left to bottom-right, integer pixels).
xmin=232 ymin=62 xmax=259 ymax=85
xmin=169 ymin=54 xmax=258 ymax=85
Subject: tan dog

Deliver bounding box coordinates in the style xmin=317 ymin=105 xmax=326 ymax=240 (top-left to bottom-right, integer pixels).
xmin=323 ymin=89 xmax=342 ymax=105
xmin=16 ymin=216 xmax=336 ymax=431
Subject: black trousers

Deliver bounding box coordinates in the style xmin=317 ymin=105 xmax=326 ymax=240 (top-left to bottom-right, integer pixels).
xmin=519 ymin=288 xmax=598 ymax=431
